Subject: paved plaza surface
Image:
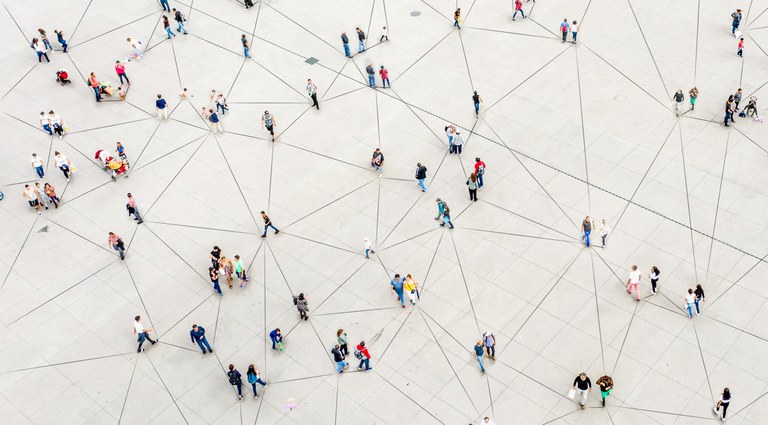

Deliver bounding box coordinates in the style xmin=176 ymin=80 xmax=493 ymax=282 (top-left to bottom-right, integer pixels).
xmin=2 ymin=0 xmax=768 ymax=424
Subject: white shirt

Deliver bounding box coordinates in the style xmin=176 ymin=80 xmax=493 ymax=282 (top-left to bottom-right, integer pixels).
xmin=685 ymin=293 xmax=695 ymax=304
xmin=453 ymin=134 xmax=464 ymax=146
xmin=649 ymin=271 xmax=659 ymax=281
xmin=381 ymin=28 xmax=388 ymax=37
xmin=39 ymin=114 xmax=49 ymax=126
xmin=23 ymin=187 xmax=37 ymax=200
xmin=365 ymin=239 xmax=372 ymax=250
xmin=628 ymin=270 xmax=641 ymax=284
xmin=49 ymin=114 xmax=61 ymax=125
xmin=55 ymin=155 xmax=69 ymax=167
xmin=31 ymin=156 xmax=43 ymax=167
xmin=133 ymin=320 xmax=145 ymax=333
xmin=599 ymin=223 xmax=610 ymax=236
xmin=33 ymin=41 xmax=45 ymax=52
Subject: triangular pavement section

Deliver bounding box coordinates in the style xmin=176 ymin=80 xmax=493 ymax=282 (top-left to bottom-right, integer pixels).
xmin=62 ymin=2 xmax=159 ymax=49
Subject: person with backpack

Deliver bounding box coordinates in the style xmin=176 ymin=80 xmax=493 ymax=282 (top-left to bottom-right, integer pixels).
xmin=355 ymin=341 xmax=372 ymax=371
xmin=435 ymin=198 xmax=447 ymax=221
xmin=560 ymin=19 xmax=570 ymax=43
xmin=440 ymin=206 xmax=455 ymax=229
xmin=172 ymin=8 xmax=188 ymax=34
xmin=295 ymin=293 xmax=309 ymax=320
xmin=269 ymin=328 xmax=283 ymax=351
xmin=227 ymin=365 xmax=244 ymax=401
xmin=390 ymin=274 xmax=406 ymax=308
xmin=474 ymin=158 xmax=486 ymax=188
xmin=415 ymin=163 xmax=427 ymax=192
xmin=332 ymin=344 xmax=348 ymax=373
xmin=190 ymin=324 xmax=212 ymax=354
xmin=246 ymin=365 xmax=267 ymax=398
xmin=673 ymin=89 xmax=685 ymax=115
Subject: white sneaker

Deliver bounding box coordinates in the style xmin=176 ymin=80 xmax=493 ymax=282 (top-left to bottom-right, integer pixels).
xmin=696 ymin=313 xmax=700 ymax=316
xmin=650 ymin=292 xmax=655 ymax=296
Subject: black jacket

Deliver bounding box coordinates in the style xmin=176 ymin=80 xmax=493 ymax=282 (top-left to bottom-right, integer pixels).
xmin=357 ymin=30 xmax=366 ymax=41
xmin=416 ymin=166 xmax=427 ymax=179
xmin=341 ymin=33 xmax=349 ymax=43
xmin=332 ymin=347 xmax=345 ymax=362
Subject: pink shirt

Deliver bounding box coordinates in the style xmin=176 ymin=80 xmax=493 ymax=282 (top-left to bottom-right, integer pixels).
xmin=108 ymin=234 xmax=121 ymax=245
xmin=115 ymin=63 xmax=126 ymax=75
xmin=128 ymin=197 xmax=136 ymax=208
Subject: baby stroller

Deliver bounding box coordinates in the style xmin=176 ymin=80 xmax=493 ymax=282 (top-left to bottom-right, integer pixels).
xmin=56 ymin=69 xmax=71 ymax=85
xmin=94 ymin=149 xmax=127 ymax=180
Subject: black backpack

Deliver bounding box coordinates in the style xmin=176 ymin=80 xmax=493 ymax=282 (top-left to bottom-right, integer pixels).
xmin=228 ymin=371 xmax=239 ymax=384
xmin=293 ymin=295 xmax=298 ymax=305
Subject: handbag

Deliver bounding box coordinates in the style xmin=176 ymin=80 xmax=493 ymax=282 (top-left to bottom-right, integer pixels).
xmin=567 ymin=388 xmax=576 ymax=399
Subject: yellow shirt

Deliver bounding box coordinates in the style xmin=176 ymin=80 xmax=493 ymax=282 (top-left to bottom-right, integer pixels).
xmin=403 ymin=279 xmax=417 ymax=292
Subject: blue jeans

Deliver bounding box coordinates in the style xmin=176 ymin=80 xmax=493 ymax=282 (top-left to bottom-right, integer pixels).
xmin=165 ymin=27 xmax=175 ymax=38
xmin=262 ymin=224 xmax=278 ymax=236
xmin=477 ymin=172 xmax=484 ymax=188
xmin=160 ymin=0 xmax=170 ymax=11
xmin=92 ymin=86 xmax=102 ymax=101
xmin=250 ymin=379 xmax=266 ymax=395
xmin=365 ymin=248 xmax=371 ymax=258
xmin=59 ymin=39 xmax=68 ymax=52
xmin=42 ymin=124 xmax=52 ymax=135
xmin=725 ymin=112 xmax=731 ymax=125
xmin=42 ymin=39 xmax=52 ymax=50
xmin=358 ymin=358 xmax=370 ymax=370
xmin=270 ymin=335 xmax=280 ymax=350
xmin=512 ymin=9 xmax=525 ymax=19
xmin=36 ymin=51 xmax=50 ymax=62
xmin=336 ymin=361 xmax=347 ymax=373
xmin=35 ymin=166 xmax=45 ymax=178
xmin=454 ymin=19 xmax=461 ymax=28
xmin=217 ymin=103 xmax=228 ymax=115
xmin=177 ymin=22 xmax=188 ymax=33
xmin=368 ymin=74 xmax=375 ymax=87
xmin=395 ymin=288 xmax=404 ymax=305
xmin=358 ymin=41 xmax=365 ymax=52
xmin=244 ymin=47 xmax=250 ymax=58
xmin=732 ymin=24 xmax=739 ymax=34
xmin=118 ymin=73 xmax=129 ymax=84
xmin=195 ymin=337 xmax=212 ymax=352
xmin=213 ymin=279 xmax=222 ymax=295
xmin=343 ymin=43 xmax=350 ymax=57
xmin=584 ymin=230 xmax=591 ymax=247
xmin=572 ymin=31 xmax=578 ymax=42
xmin=474 ymin=102 xmax=480 ymax=114
xmin=476 ymin=355 xmax=485 ymax=372
xmin=694 ymin=298 xmax=701 ymax=314
xmin=686 ymin=303 xmax=694 ymax=318
xmin=418 ymin=179 xmax=426 ymax=191
xmin=113 ymin=243 xmax=125 ymax=259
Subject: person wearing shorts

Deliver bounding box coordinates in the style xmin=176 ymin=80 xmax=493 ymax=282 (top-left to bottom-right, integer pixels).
xmin=261 ymin=111 xmax=276 ymax=142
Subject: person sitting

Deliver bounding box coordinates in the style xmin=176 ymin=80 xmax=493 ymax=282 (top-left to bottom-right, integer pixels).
xmin=56 ymin=69 xmax=71 ymax=85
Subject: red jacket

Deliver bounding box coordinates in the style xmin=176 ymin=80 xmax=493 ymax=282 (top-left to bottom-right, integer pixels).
xmin=474 ymin=160 xmax=486 ymax=174
xmin=379 ymin=68 xmax=388 ymax=79
xmin=356 ymin=344 xmax=371 ymax=359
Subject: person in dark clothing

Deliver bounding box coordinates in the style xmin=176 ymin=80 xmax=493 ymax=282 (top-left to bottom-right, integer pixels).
xmin=172 ymin=8 xmax=188 ymax=34
xmin=260 ymin=211 xmax=279 ymax=237
xmin=732 ymin=9 xmax=742 ymax=35
xmin=210 ymin=246 xmax=221 ymax=268
xmin=472 ymin=91 xmax=482 ymax=116
xmin=572 ymin=373 xmax=592 ymax=409
xmin=296 ymin=293 xmax=309 ymax=320
xmin=269 ymin=328 xmax=283 ymax=351
xmin=355 ymin=27 xmax=366 ymax=52
xmin=366 ymin=63 xmax=376 ymax=87
xmin=714 ymin=387 xmax=731 ymax=421
xmin=581 ymin=216 xmax=592 ymax=247
xmin=694 ymin=284 xmax=705 ymax=316
xmin=332 ymin=344 xmax=348 ymax=373
xmin=724 ymin=98 xmax=735 ymax=127
xmin=596 ymin=375 xmax=613 ymax=407
xmin=341 ymin=32 xmax=350 ymax=57
xmin=416 ymin=163 xmax=427 ymax=192
xmin=227 ymin=365 xmax=244 ymax=400
xmin=190 ymin=324 xmax=213 ymax=353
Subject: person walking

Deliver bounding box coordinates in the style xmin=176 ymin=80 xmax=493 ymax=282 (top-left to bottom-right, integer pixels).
xmin=403 ymin=274 xmax=419 ymax=305
xmin=296 ymin=293 xmax=309 ymax=320
xmin=364 ymin=237 xmax=375 ymax=258
xmin=234 ymin=255 xmax=248 ymax=286
xmin=127 ymin=38 xmax=143 ymax=60
xmin=31 ymin=153 xmax=45 ymax=178
xmin=649 ymin=266 xmax=660 ymax=295
xmin=356 ymin=27 xmax=366 ymax=52
xmin=216 ymin=94 xmax=229 ymax=115
xmin=269 ymin=328 xmax=284 ymax=351
xmin=133 ymin=315 xmax=157 ymax=352
xmin=626 ymin=265 xmax=641 ymax=301
xmin=89 ymin=72 xmax=102 ymax=102
xmin=415 ymin=163 xmax=427 ymax=192
xmin=581 ymin=216 xmax=592 ymax=247
xmin=207 ymin=109 xmax=223 ymax=133
xmin=341 ymin=32 xmax=351 ymax=57
xmin=454 ymin=8 xmax=462 ymax=28
xmin=246 ymin=365 xmax=267 ymax=398
xmin=355 ymin=341 xmax=372 ymax=371
xmin=108 ymin=232 xmax=125 ymax=260
xmin=451 ymin=131 xmax=464 ymax=154
xmin=337 ymin=329 xmax=349 ymax=355
xmin=694 ymin=283 xmax=705 ymax=316
xmin=31 ymin=38 xmax=50 ymax=63
xmin=172 ymin=8 xmax=188 ymax=34
xmin=114 ymin=61 xmax=129 ymax=85
xmin=23 ymin=184 xmax=43 ymax=215
xmin=689 ymin=87 xmax=699 ymax=110
xmin=34 ymin=182 xmax=52 ymax=210
xmin=49 ymin=111 xmax=65 ymax=139
xmin=734 ymin=88 xmax=743 ymax=110
xmin=371 ymin=148 xmax=384 ymax=174
xmin=366 ymin=63 xmax=376 ymax=87
xmin=596 ymin=375 xmax=613 ymax=407
xmin=380 ymin=26 xmax=389 ymax=41
xmin=440 ymin=206 xmax=455 ymax=229
xmin=227 ymin=365 xmax=244 ymax=401
xmin=445 ymin=125 xmax=456 ymax=150
xmin=163 ymin=15 xmax=176 ymax=39
xmin=209 ymin=266 xmax=223 ymax=296
xmin=390 ymin=274 xmax=405 ymax=308
xmin=220 ymin=256 xmax=235 ymax=289
xmin=39 ymin=112 xmax=52 ymax=135
xmin=732 ymin=9 xmax=742 ymax=35
xmin=673 ymin=90 xmax=685 ymax=115
xmin=738 ymin=37 xmax=744 ymax=57
xmin=379 ymin=65 xmax=390 ymax=88
xmin=472 ymin=91 xmax=482 ymax=116
xmin=474 ymin=158 xmax=486 ymax=188
xmin=190 ymin=324 xmax=213 ymax=354
xmin=435 ymin=198 xmax=446 ymax=221
xmin=598 ymin=219 xmax=609 ymax=247
xmin=126 ymin=193 xmax=143 ymax=224
xmin=474 ymin=340 xmax=485 ymax=372
xmin=244 ymin=0 xmax=254 ymax=9
xmin=159 ymin=0 xmax=171 ymax=12
xmin=713 ymin=387 xmax=731 ymax=421
xmin=156 ymin=94 xmax=168 ymax=119
xmin=260 ymin=110 xmax=277 ymax=141
xmin=685 ymin=288 xmax=696 ymax=319
xmin=210 ymin=245 xmax=222 ymax=268
xmin=724 ymin=98 xmax=735 ymax=127
xmin=483 ymin=331 xmax=496 ymax=360
xmin=512 ymin=0 xmax=526 ymax=20
xmin=572 ymin=373 xmax=592 ymax=409
xmin=332 ymin=344 xmax=348 ymax=373
xmin=38 ymin=29 xmax=53 ymax=51
xmin=241 ymin=34 xmax=251 ymax=58
xmin=467 ymin=173 xmax=479 ymax=201
xmin=560 ymin=19 xmax=570 ymax=43
xmin=307 ymin=79 xmax=319 ymax=110
xmin=54 ymin=151 xmax=72 ymax=181
xmin=43 ymin=183 xmax=59 ymax=208
xmin=260 ymin=211 xmax=279 ymax=237
xmin=54 ymin=29 xmax=68 ymax=52
xmin=571 ymin=20 xmax=579 ymax=43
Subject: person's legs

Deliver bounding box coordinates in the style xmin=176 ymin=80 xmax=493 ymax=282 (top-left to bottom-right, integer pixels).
xmin=722 ymin=403 xmax=728 ymax=419
xmin=368 ymin=75 xmax=375 ymax=87
xmin=476 ymin=355 xmax=485 ymax=372
xmin=457 ymin=144 xmax=462 ymax=154
xmin=686 ymin=303 xmax=693 ymax=318
xmin=235 ymin=381 xmax=242 ymax=397
xmin=35 ymin=166 xmax=45 ymax=178
xmin=60 ymin=166 xmax=70 ymax=179
xmin=601 ymin=234 xmax=606 ymax=246
xmin=270 ymin=335 xmax=277 ymax=350
xmin=196 ymin=339 xmax=207 ymax=353
xmin=244 ymin=47 xmax=250 ymax=58
xmin=201 ymin=337 xmax=212 ymax=351
xmin=397 ymin=289 xmax=405 ymax=306
xmin=343 ymin=43 xmax=350 ymax=57
xmin=93 ymin=87 xmax=101 ymax=101
xmin=43 ymin=124 xmax=52 ymax=135
xmin=137 ymin=332 xmax=146 ymax=351
xmin=580 ymin=389 xmax=588 ymax=406
xmin=251 ymin=383 xmax=258 ymax=396
xmin=418 ymin=179 xmax=426 ymax=191
xmin=133 ymin=208 xmax=143 ymax=223
xmin=651 ymin=280 xmax=656 ymax=293
xmin=585 ymin=230 xmax=591 ymax=247
xmin=336 ymin=361 xmax=344 ymax=373
xmin=214 ymin=279 xmax=222 ymax=295
xmin=256 ymin=378 xmax=267 ymax=386
xmin=474 ymin=102 xmax=479 ymax=115
xmin=477 ymin=173 xmax=484 ymax=188
xmin=572 ymin=31 xmax=577 ymax=42
xmin=562 ymin=31 xmax=567 ymax=42
xmin=632 ymin=283 xmax=640 ymax=300
xmin=363 ymin=358 xmax=370 ymax=370
xmin=359 ymin=41 xmax=365 ymax=52
xmin=694 ymin=298 xmax=700 ymax=314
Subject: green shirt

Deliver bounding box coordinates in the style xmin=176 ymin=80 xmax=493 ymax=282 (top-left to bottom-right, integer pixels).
xmin=235 ymin=259 xmax=244 ymax=273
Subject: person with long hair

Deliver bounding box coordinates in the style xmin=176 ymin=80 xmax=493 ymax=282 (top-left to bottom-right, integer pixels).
xmin=337 ymin=329 xmax=348 ymax=355
xmin=713 ymin=387 xmax=731 ymax=420
xmin=246 ymin=365 xmax=267 ymax=398
xmin=649 ymin=266 xmax=660 ymax=295
xmin=467 ymin=173 xmax=478 ymax=201
xmin=694 ymin=284 xmax=706 ymax=316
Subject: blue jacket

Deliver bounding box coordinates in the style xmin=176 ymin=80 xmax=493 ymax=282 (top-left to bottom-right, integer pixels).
xmin=390 ymin=277 xmax=404 ymax=292
xmin=209 ymin=113 xmax=220 ymax=123
xmin=474 ymin=344 xmax=484 ymax=356
xmin=156 ymin=98 xmax=167 ymax=109
xmin=269 ymin=329 xmax=282 ymax=342
xmin=190 ymin=326 xmax=206 ymax=342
